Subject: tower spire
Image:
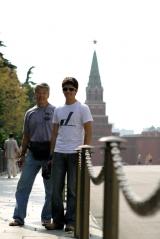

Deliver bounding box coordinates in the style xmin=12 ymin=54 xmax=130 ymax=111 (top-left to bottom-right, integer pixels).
xmin=88 ymin=41 xmax=101 ymax=88
xmin=86 ymin=41 xmax=103 ymax=103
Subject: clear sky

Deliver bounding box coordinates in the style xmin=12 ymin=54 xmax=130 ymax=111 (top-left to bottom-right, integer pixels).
xmin=1 ymin=0 xmax=160 ymax=134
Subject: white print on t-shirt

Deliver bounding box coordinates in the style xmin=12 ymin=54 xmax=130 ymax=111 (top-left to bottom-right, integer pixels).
xmin=60 ymin=112 xmax=74 ymax=126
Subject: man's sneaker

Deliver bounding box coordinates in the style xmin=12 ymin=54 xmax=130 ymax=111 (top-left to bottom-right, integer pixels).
xmin=41 ymin=219 xmax=51 ymax=226
xmin=65 ymin=224 xmax=75 ymax=232
xmin=9 ymin=220 xmax=24 ymax=226
xmin=45 ymin=222 xmax=64 ymax=230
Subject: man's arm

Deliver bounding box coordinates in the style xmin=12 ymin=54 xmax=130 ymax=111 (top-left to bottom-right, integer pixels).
xmin=50 ymin=123 xmax=59 ymax=156
xmin=83 ymin=121 xmax=92 ymax=145
xmin=20 ymin=133 xmax=30 ymax=157
xmin=14 ymin=140 xmax=20 ymax=155
xmin=17 ymin=133 xmax=30 ymax=168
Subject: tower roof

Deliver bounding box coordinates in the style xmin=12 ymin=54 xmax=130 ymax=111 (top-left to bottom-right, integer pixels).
xmin=88 ymin=50 xmax=101 ymax=87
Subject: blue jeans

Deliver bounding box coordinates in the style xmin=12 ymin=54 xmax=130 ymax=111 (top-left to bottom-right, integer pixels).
xmin=51 ymin=152 xmax=77 ymax=226
xmin=13 ymin=151 xmax=52 ymax=224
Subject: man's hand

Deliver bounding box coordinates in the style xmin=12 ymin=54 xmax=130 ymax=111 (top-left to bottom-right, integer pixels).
xmin=47 ymin=154 xmax=53 ymax=166
xmin=17 ymin=155 xmax=25 ymax=169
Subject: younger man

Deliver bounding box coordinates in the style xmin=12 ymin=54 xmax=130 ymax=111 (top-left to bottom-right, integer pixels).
xmin=45 ymin=77 xmax=93 ymax=232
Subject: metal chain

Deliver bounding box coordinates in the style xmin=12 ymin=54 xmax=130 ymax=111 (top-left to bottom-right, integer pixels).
xmin=84 ymin=149 xmax=104 ymax=185
xmin=110 ymin=142 xmax=160 ymax=216
xmin=78 ymin=150 xmax=81 ymax=169
xmin=78 ymin=142 xmax=160 ymax=216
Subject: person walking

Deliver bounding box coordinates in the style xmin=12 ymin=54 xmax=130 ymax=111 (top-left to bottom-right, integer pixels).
xmin=4 ymin=133 xmax=20 ymax=178
xmin=45 ymin=77 xmax=93 ymax=232
xmin=145 ymin=153 xmax=153 ymax=165
xmin=136 ymin=153 xmax=142 ymax=165
xmin=9 ymin=82 xmax=55 ymax=226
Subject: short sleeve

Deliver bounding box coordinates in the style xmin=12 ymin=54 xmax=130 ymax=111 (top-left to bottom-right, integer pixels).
xmin=81 ymin=104 xmax=93 ymax=123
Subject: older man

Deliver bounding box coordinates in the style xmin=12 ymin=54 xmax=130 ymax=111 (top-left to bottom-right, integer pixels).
xmin=9 ymin=83 xmax=55 ymax=226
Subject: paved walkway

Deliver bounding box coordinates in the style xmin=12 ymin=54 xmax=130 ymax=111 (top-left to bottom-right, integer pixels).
xmin=0 ymin=172 xmax=102 ymax=239
xmin=1 ymin=166 xmax=160 ymax=239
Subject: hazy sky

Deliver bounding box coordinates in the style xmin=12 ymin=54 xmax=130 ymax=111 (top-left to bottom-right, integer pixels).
xmin=1 ymin=0 xmax=160 ymax=133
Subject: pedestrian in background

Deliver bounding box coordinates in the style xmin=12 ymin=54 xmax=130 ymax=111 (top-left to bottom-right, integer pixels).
xmin=9 ymin=82 xmax=55 ymax=227
xmin=45 ymin=77 xmax=93 ymax=232
xmin=4 ymin=133 xmax=20 ymax=178
xmin=145 ymin=153 xmax=153 ymax=165
xmin=137 ymin=153 xmax=142 ymax=165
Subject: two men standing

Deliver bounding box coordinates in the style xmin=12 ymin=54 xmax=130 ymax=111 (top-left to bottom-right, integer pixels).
xmin=9 ymin=78 xmax=93 ymax=233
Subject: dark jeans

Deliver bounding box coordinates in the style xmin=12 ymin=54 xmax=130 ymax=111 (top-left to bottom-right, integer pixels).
xmin=51 ymin=152 xmax=77 ymax=226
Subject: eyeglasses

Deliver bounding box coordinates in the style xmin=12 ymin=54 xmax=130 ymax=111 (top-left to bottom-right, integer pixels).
xmin=63 ymin=87 xmax=76 ymax=92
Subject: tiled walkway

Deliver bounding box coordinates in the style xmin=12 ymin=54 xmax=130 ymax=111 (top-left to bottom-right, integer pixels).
xmin=0 ymin=172 xmax=102 ymax=239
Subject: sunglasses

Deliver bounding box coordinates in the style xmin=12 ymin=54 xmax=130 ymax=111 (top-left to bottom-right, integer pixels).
xmin=63 ymin=87 xmax=76 ymax=92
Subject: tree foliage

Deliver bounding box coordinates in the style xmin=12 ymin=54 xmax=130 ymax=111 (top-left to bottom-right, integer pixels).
xmin=0 ymin=51 xmax=29 ymax=147
xmin=0 ymin=41 xmax=38 ymax=147
xmin=22 ymin=66 xmax=36 ymax=108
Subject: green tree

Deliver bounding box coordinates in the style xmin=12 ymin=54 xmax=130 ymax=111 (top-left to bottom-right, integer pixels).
xmin=22 ymin=66 xmax=36 ymax=108
xmin=0 ymin=51 xmax=29 ymax=147
xmin=0 ymin=41 xmax=38 ymax=147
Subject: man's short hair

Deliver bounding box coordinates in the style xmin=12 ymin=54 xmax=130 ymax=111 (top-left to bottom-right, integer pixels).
xmin=34 ymin=83 xmax=50 ymax=93
xmin=62 ymin=77 xmax=78 ymax=89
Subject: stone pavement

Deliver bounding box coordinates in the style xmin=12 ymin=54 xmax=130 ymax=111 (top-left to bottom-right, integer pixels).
xmin=2 ymin=166 xmax=160 ymax=239
xmin=0 ymin=172 xmax=102 ymax=239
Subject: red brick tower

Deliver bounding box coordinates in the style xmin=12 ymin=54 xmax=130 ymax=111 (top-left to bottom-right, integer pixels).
xmin=85 ymin=48 xmax=112 ymax=165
